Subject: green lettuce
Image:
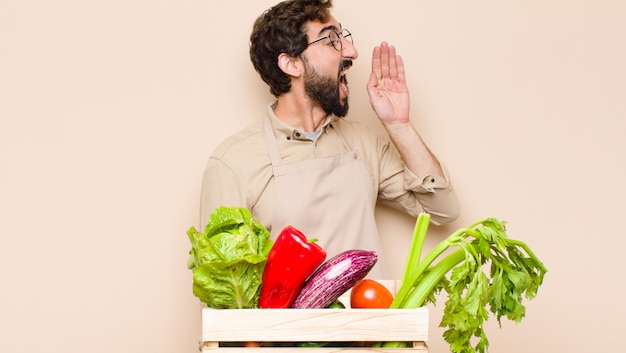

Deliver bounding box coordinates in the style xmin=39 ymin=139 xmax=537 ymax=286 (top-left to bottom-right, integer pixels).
xmin=187 ymin=206 xmax=273 ymax=308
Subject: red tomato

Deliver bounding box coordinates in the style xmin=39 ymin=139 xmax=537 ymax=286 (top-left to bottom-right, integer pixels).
xmin=349 ymin=279 xmax=394 ymax=308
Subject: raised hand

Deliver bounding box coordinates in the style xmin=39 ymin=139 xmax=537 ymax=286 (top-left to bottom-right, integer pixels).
xmin=366 ymin=41 xmax=410 ymax=126
xmin=366 ymin=41 xmax=444 ymax=179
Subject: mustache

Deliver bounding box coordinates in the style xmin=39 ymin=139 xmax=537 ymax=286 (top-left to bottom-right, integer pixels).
xmin=340 ymin=60 xmax=353 ymax=72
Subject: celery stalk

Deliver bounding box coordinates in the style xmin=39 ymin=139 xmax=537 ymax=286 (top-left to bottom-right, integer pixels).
xmin=379 ymin=214 xmax=547 ymax=353
xmin=391 ymin=238 xmax=450 ymax=308
xmin=397 ymin=249 xmax=465 ymax=309
xmin=399 ymin=213 xmax=430 ymax=287
xmin=391 ymin=224 xmax=474 ymax=308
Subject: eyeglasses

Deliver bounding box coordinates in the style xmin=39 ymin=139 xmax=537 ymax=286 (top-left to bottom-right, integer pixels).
xmin=307 ymin=29 xmax=353 ymax=52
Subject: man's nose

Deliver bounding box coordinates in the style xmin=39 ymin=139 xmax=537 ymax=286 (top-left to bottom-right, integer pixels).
xmin=342 ymin=39 xmax=358 ymax=60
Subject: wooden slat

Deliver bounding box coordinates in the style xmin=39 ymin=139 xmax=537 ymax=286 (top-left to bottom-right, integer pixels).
xmin=202 ymin=307 xmax=428 ymax=342
xmin=199 ymin=280 xmax=428 ymax=351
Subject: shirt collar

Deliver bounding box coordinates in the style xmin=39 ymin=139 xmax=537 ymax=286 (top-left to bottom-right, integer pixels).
xmin=267 ymin=102 xmax=335 ymax=141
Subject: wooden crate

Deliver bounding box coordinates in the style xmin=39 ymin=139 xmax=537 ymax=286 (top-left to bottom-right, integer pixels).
xmin=199 ymin=281 xmax=429 ymax=352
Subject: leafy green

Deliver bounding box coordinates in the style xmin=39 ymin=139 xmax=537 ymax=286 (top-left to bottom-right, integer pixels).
xmin=378 ymin=213 xmax=547 ymax=353
xmin=187 ymin=206 xmax=273 ymax=308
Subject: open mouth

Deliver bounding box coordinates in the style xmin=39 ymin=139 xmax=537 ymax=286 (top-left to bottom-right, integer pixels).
xmin=338 ymin=60 xmax=352 ymax=98
xmin=339 ymin=69 xmax=349 ymax=96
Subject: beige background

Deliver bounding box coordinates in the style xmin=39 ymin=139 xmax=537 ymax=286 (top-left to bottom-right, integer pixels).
xmin=1 ymin=0 xmax=625 ymax=352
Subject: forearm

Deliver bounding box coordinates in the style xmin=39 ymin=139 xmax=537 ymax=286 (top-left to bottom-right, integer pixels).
xmin=382 ymin=121 xmax=444 ymax=180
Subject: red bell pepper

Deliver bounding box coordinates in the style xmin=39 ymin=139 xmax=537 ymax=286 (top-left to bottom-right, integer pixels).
xmin=258 ymin=226 xmax=326 ymax=308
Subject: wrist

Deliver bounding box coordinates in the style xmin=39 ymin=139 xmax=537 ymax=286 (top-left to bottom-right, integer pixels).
xmin=382 ymin=119 xmax=412 ymax=133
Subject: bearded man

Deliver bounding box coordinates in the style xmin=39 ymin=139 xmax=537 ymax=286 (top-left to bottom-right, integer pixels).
xmin=200 ymin=0 xmax=459 ymax=278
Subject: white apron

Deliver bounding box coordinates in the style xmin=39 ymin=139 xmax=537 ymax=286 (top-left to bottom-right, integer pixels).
xmin=263 ymin=116 xmax=389 ymax=279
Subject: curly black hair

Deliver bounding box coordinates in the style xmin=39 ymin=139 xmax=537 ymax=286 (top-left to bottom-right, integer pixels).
xmin=250 ymin=0 xmax=333 ymax=97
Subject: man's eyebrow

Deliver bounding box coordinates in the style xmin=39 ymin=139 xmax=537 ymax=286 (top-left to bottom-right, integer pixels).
xmin=316 ymin=23 xmax=342 ymax=36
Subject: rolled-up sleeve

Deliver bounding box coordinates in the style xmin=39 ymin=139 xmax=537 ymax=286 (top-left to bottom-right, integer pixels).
xmin=371 ymin=125 xmax=459 ymax=225
xmin=402 ymin=165 xmax=460 ymax=225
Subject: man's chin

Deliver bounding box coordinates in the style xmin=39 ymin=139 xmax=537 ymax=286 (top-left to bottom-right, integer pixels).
xmin=332 ymin=102 xmax=349 ymax=117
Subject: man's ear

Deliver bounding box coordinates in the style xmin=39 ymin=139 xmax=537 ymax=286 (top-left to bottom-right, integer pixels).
xmin=277 ymin=53 xmax=303 ymax=78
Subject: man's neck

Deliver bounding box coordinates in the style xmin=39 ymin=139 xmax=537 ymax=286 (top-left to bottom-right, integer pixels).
xmin=273 ymin=93 xmax=329 ymax=133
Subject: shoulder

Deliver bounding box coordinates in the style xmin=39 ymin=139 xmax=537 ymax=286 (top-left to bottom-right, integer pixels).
xmin=331 ymin=117 xmax=374 ymax=134
xmin=207 ymin=120 xmax=273 ymax=187
xmin=211 ymin=121 xmax=266 ymax=161
xmin=331 ymin=117 xmax=389 ymax=149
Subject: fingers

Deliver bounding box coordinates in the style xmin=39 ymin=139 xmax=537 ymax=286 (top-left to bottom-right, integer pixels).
xmin=371 ymin=45 xmax=381 ymax=80
xmin=396 ymin=54 xmax=406 ymax=83
xmin=380 ymin=42 xmax=390 ymax=79
xmin=366 ymin=72 xmax=378 ymax=96
xmin=386 ymin=43 xmax=396 ymax=80
xmin=371 ymin=41 xmax=404 ymax=82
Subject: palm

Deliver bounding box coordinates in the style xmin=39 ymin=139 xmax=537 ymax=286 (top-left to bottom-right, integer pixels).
xmin=367 ymin=42 xmax=410 ymax=125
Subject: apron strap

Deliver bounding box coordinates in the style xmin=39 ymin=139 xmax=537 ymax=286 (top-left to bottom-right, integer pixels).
xmin=263 ymin=115 xmax=283 ymax=167
xmin=330 ymin=120 xmax=352 ymax=152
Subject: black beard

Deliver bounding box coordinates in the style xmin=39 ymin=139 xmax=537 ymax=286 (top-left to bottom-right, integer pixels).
xmin=303 ymin=63 xmax=349 ymax=117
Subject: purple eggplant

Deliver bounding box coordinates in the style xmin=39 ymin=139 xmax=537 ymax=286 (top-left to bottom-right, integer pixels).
xmin=291 ymin=249 xmax=378 ymax=309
